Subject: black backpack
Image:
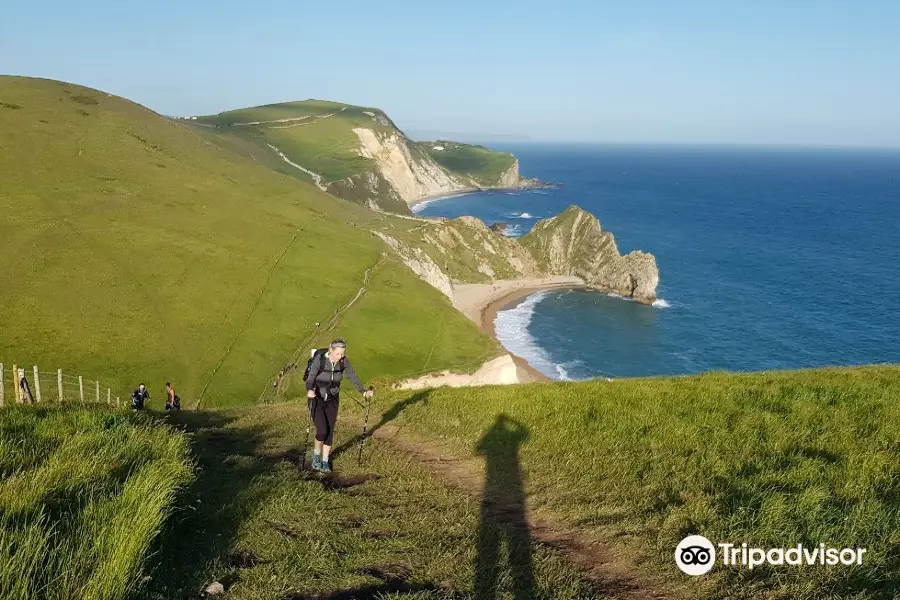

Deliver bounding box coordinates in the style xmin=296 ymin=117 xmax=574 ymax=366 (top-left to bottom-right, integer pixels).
xmin=304 ymin=348 xmax=344 ymax=382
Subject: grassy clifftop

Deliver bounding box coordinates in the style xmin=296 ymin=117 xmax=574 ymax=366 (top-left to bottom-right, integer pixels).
xmin=190 ymin=100 xmax=524 ymax=212
xmin=0 ymin=76 xmax=496 ymax=406
xmin=194 ymin=100 xmax=397 ymax=183
xmin=417 ymin=140 xmax=518 ymax=187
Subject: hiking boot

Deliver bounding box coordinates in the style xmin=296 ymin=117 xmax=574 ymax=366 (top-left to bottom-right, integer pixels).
xmin=320 ymin=459 xmax=332 ymax=473
xmin=311 ymin=453 xmax=323 ymax=471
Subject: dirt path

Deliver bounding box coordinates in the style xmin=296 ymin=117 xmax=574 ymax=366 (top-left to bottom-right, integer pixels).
xmin=194 ymin=215 xmax=326 ymax=409
xmin=232 ymin=106 xmax=347 ymax=128
xmin=371 ymin=423 xmax=681 ymax=600
xmin=255 ymin=254 xmax=387 ymax=404
xmin=267 ymin=143 xmax=328 ymax=190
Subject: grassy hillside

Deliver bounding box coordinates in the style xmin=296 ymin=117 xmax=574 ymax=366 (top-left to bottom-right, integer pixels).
xmin=0 ymin=405 xmax=192 ymax=600
xmin=418 ymin=140 xmax=517 ymax=186
xmin=374 ymin=365 xmax=900 ymax=599
xmin=0 ymin=76 xmax=496 ymax=407
xmin=193 ymin=100 xmax=396 ymax=183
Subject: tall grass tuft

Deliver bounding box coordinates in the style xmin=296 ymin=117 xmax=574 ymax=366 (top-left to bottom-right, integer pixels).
xmin=0 ymin=406 xmax=193 ymax=600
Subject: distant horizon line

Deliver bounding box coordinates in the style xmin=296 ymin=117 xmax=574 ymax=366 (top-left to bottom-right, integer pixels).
xmin=407 ymin=136 xmax=900 ymax=151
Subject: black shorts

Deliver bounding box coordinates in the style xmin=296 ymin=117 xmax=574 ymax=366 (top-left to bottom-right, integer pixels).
xmin=309 ymin=395 xmax=340 ymax=445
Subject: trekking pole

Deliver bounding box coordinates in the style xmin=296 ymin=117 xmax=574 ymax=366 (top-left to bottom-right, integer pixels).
xmin=301 ymin=396 xmax=313 ymax=470
xmin=357 ymin=386 xmax=374 ymax=465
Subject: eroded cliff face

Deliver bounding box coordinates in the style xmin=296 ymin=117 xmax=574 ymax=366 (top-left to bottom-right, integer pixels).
xmin=370 ymin=205 xmax=657 ymax=306
xmin=422 ymin=216 xmax=541 ymax=282
xmin=353 ymin=128 xmax=464 ymax=203
xmin=371 ymin=231 xmax=454 ymax=299
xmin=352 ymin=128 xmax=537 ymax=207
xmin=519 ymin=206 xmax=659 ymax=303
xmin=496 ymin=160 xmax=521 ymax=188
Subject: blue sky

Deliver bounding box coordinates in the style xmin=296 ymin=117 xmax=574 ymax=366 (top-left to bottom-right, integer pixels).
xmin=3 ymin=0 xmax=899 ymax=146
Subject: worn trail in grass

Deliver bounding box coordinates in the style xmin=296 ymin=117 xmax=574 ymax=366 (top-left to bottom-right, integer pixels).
xmin=141 ymin=403 xmax=607 ymax=600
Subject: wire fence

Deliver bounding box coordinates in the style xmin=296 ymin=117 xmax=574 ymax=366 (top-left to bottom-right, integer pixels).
xmin=0 ymin=362 xmax=122 ymax=408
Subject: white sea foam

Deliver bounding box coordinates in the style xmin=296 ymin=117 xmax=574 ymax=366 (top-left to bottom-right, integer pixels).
xmin=607 ymin=292 xmax=672 ymax=308
xmin=499 ymin=224 xmax=524 ymax=237
xmin=511 ymin=212 xmax=537 ymax=219
xmin=493 ymin=291 xmax=570 ymax=380
xmin=410 ymin=192 xmax=470 ymax=213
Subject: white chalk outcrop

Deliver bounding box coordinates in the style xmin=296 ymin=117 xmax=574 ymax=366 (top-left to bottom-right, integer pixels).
xmin=354 ymin=128 xmax=464 ymax=204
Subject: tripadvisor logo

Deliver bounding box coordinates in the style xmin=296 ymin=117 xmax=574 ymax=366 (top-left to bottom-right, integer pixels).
xmin=675 ymin=535 xmax=716 ymax=576
xmin=675 ymin=535 xmax=867 ymax=576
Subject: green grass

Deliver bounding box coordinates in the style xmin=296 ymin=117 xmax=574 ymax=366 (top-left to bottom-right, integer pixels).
xmin=139 ymin=403 xmax=605 ymax=599
xmin=0 ymin=76 xmax=496 ymax=407
xmin=196 ymin=99 xmax=348 ymax=127
xmin=373 ymin=365 xmax=900 ymax=599
xmin=197 ymin=102 xmax=397 ymax=184
xmin=418 ymin=141 xmax=517 ymax=186
xmin=0 ymin=405 xmax=193 ymax=600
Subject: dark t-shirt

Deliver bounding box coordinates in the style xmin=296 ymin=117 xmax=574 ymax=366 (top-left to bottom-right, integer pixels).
xmin=305 ymin=353 xmax=365 ymax=398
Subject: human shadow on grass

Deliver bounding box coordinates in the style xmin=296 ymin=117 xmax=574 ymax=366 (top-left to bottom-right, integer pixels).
xmin=475 ymin=414 xmax=536 ymax=600
xmin=135 ymin=409 xmax=305 ymax=600
xmin=329 ymin=390 xmax=431 ymax=463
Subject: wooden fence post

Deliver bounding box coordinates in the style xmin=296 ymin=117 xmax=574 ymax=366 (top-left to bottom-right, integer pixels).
xmin=116 ymin=396 xmax=120 ymax=408
xmin=107 ymin=388 xmax=111 ymax=405
xmin=33 ymin=366 xmax=42 ymax=403
xmin=79 ymin=376 xmax=84 ymax=404
xmin=13 ymin=364 xmax=19 ymax=404
xmin=0 ymin=363 xmax=4 ymax=407
xmin=58 ymin=369 xmax=63 ymax=402
xmin=95 ymin=380 xmax=100 ymax=403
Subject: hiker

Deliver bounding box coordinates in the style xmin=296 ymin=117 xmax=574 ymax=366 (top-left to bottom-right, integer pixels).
xmin=305 ymin=338 xmax=373 ymax=473
xmin=165 ymin=382 xmax=181 ymax=411
xmin=131 ymin=383 xmax=150 ymax=410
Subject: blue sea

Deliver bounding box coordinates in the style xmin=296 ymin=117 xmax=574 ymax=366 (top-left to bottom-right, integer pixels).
xmin=415 ymin=145 xmax=900 ymax=380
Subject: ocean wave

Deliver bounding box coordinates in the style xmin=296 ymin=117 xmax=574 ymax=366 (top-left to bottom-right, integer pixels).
xmin=410 ymin=200 xmax=436 ymax=213
xmin=493 ymin=291 xmax=570 ymax=380
xmin=499 ymin=224 xmax=524 ymax=237
xmin=511 ymin=212 xmax=538 ymax=219
xmin=410 ymin=192 xmax=470 ymax=213
xmin=555 ymin=358 xmax=586 ymax=381
xmin=606 ymin=292 xmax=671 ymax=308
xmin=505 ymin=192 xmax=521 ymax=196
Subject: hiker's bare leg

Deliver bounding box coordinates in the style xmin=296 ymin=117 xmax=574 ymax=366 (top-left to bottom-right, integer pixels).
xmin=322 ymin=445 xmax=332 ymax=463
xmin=314 ymin=440 xmax=324 ymax=453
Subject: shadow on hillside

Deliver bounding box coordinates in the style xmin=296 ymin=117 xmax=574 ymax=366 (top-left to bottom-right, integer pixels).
xmin=330 ymin=390 xmax=431 ymax=462
xmin=475 ymin=414 xmax=535 ymax=600
xmin=136 ymin=409 xmax=304 ymax=600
